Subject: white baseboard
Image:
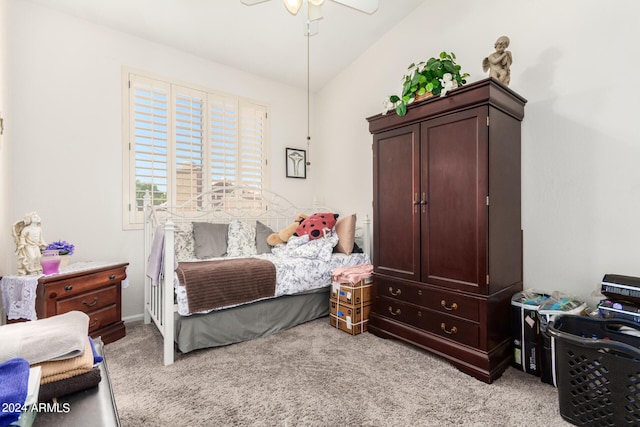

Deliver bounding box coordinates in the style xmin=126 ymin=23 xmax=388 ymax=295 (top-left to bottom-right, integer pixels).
xmin=123 ymin=313 xmax=145 ymax=323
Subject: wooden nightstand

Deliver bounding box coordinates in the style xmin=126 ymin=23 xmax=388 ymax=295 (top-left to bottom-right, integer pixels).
xmin=35 ymin=262 xmax=129 ymax=344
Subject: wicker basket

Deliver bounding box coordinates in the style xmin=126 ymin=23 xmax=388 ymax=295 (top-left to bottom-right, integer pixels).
xmin=414 ymin=91 xmax=434 ymax=102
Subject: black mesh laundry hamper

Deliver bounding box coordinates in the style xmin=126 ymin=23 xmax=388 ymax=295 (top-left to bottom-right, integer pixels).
xmin=548 ymin=315 xmax=640 ymax=426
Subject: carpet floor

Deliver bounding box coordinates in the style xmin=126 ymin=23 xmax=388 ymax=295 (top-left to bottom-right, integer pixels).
xmin=105 ymin=318 xmax=571 ymax=426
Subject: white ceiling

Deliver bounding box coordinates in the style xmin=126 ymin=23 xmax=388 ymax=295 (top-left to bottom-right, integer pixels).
xmin=25 ymin=0 xmax=425 ymax=91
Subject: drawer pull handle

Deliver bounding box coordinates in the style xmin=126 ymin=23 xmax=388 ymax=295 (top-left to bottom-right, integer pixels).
xmin=388 ymin=306 xmax=401 ymax=316
xmin=89 ymin=318 xmax=99 ymax=328
xmin=82 ymin=297 xmax=99 ymax=307
xmin=440 ymin=323 xmax=458 ymax=335
xmin=388 ymin=287 xmax=401 ymax=297
xmin=64 ymin=285 xmax=73 ymax=291
xmin=109 ymin=274 xmax=116 ymax=280
xmin=441 ymin=300 xmax=458 ymax=311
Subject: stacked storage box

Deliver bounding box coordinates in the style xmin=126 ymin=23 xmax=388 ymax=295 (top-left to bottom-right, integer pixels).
xmin=329 ymin=264 xmax=373 ymax=335
xmin=598 ymin=274 xmax=640 ymax=322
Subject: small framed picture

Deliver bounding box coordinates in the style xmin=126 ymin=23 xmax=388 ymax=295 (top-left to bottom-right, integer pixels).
xmin=286 ymin=147 xmax=306 ymax=179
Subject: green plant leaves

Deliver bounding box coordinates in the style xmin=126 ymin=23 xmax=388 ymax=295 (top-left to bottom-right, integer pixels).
xmin=388 ymin=51 xmax=469 ymax=117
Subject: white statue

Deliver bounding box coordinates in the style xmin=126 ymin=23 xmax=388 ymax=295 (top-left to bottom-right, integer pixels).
xmin=482 ymin=35 xmax=512 ymax=86
xmin=12 ymin=212 xmax=47 ymax=275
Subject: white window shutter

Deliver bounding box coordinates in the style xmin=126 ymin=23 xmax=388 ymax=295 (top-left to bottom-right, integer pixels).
xmin=124 ymin=70 xmax=270 ymax=228
xmin=129 ymin=75 xmax=170 ymax=224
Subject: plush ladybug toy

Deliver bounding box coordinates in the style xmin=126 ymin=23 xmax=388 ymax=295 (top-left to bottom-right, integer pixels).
xmin=295 ymin=212 xmax=338 ymax=240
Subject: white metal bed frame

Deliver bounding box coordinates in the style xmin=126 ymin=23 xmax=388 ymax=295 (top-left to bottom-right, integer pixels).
xmin=143 ymin=186 xmax=371 ymax=365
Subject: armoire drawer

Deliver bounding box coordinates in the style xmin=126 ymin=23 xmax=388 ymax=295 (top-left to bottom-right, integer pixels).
xmin=375 ymin=276 xmax=480 ymax=322
xmin=377 ymin=297 xmax=480 ymax=348
xmin=56 ymin=284 xmax=118 ymax=314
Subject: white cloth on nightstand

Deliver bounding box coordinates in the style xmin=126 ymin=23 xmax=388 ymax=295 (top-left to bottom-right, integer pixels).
xmin=0 ymin=275 xmax=40 ymax=321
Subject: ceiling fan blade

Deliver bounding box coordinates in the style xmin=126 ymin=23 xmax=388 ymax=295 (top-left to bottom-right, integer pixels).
xmin=240 ymin=0 xmax=272 ymax=5
xmin=331 ymin=0 xmax=379 ymax=14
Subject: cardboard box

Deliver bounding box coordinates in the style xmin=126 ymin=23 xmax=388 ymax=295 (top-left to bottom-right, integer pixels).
xmin=330 ymin=277 xmax=373 ymax=305
xmin=329 ymin=299 xmax=371 ymax=336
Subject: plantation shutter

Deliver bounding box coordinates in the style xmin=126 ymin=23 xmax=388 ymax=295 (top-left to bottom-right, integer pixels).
xmin=174 ymin=87 xmax=205 ymax=208
xmin=209 ymin=95 xmax=238 ymax=191
xmin=129 ymin=75 xmax=170 ymax=224
xmin=239 ymin=102 xmax=268 ymax=188
xmin=124 ymin=70 xmax=270 ymax=229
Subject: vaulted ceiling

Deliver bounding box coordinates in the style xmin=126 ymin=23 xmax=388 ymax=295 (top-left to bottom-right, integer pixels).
xmin=25 ymin=0 xmax=425 ymax=91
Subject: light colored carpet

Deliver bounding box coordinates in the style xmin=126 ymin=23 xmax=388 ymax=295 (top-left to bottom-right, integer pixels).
xmin=105 ymin=319 xmax=571 ymax=426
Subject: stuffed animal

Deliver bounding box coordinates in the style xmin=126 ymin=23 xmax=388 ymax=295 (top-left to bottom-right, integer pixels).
xmin=295 ymin=212 xmax=338 ymax=240
xmin=266 ymin=214 xmax=308 ymax=246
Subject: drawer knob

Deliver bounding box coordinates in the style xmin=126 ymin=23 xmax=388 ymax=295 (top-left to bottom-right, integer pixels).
xmin=89 ymin=318 xmax=99 ymax=328
xmin=440 ymin=323 xmax=458 ymax=335
xmin=82 ymin=297 xmax=99 ymax=307
xmin=64 ymin=285 xmax=73 ymax=291
xmin=388 ymin=306 xmax=401 ymax=316
xmin=388 ymin=287 xmax=401 ymax=297
xmin=441 ymin=300 xmax=458 ymax=311
xmin=109 ymin=274 xmax=116 ymax=280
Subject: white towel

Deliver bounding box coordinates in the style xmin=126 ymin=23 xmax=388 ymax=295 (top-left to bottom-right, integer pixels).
xmin=0 ymin=311 xmax=89 ymax=365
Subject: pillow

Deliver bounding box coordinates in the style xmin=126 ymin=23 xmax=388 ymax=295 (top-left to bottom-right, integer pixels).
xmin=255 ymin=221 xmax=274 ymax=255
xmin=174 ymin=222 xmax=195 ymax=260
xmin=227 ymin=220 xmax=257 ymax=257
xmin=192 ymin=222 xmax=229 ymax=259
xmin=333 ymin=213 xmax=356 ymax=255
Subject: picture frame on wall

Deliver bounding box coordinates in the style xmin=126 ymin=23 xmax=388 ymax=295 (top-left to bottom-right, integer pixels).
xmin=285 ymin=147 xmax=306 ymax=179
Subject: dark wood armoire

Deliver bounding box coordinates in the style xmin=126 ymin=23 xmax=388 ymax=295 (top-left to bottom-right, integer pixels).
xmin=366 ymin=78 xmax=527 ymax=383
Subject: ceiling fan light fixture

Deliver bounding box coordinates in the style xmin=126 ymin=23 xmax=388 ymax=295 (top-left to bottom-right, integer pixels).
xmin=308 ymin=0 xmax=325 ymax=6
xmin=284 ymin=0 xmax=302 ymax=15
xmin=308 ymin=3 xmax=323 ymax=21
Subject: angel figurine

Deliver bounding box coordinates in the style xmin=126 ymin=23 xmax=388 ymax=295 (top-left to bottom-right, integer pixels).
xmin=482 ymin=36 xmax=512 ymax=86
xmin=12 ymin=211 xmax=47 ymax=275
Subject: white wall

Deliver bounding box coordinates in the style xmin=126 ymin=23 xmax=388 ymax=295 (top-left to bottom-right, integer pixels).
xmin=7 ymin=1 xmax=315 ymax=318
xmin=0 ymin=0 xmax=10 ymax=323
xmin=315 ymin=0 xmax=640 ymax=302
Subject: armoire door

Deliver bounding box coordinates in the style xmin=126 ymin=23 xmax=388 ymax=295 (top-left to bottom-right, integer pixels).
xmin=420 ymin=107 xmax=490 ymax=294
xmin=372 ymin=123 xmax=420 ymax=282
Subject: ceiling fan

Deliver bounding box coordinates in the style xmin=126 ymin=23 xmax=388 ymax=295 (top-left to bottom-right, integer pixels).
xmin=240 ymin=0 xmax=379 ymax=22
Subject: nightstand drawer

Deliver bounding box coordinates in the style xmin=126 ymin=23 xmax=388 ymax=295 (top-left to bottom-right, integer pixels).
xmin=86 ymin=305 xmax=120 ymax=334
xmin=43 ymin=268 xmax=126 ymax=300
xmin=56 ymin=285 xmax=118 ymax=314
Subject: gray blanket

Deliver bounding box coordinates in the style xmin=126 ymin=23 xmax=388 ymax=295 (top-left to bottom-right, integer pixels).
xmin=0 ymin=311 xmax=89 ymax=364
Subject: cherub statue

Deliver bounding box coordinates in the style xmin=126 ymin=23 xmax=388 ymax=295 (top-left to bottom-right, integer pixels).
xmin=482 ymin=35 xmax=512 ymax=86
xmin=12 ymin=212 xmax=47 ymax=275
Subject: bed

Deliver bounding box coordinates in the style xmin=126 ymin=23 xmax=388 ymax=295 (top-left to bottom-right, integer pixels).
xmin=143 ymin=186 xmax=371 ymax=365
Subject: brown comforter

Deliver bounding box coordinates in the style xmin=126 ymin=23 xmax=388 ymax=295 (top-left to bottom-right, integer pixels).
xmin=176 ymin=258 xmax=276 ymax=314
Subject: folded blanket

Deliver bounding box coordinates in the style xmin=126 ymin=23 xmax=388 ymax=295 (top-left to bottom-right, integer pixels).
xmin=177 ymin=258 xmax=276 ymax=313
xmin=33 ymin=337 xmax=94 ymax=384
xmin=146 ymin=225 xmax=165 ymax=286
xmin=332 ymin=263 xmax=373 ymax=284
xmin=37 ymin=367 xmax=102 ymax=403
xmin=0 ymin=358 xmax=30 ymax=427
xmin=0 ymin=311 xmax=89 ymax=365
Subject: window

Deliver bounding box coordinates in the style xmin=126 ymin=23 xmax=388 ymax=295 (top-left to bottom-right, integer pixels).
xmin=122 ymin=70 xmax=270 ymax=228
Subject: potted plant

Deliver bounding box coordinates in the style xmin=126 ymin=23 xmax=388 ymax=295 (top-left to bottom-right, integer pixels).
xmin=384 ymin=51 xmax=470 ymax=116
